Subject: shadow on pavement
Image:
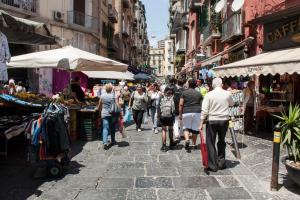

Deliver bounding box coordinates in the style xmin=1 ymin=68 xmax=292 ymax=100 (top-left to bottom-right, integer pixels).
xmin=117 ymin=141 xmax=130 ymax=147
xmin=279 ymin=174 xmax=300 ymax=194
xmin=0 ymin=137 xmax=86 ymax=200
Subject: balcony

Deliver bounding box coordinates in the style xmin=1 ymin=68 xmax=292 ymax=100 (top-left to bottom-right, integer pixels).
xmin=0 ymin=0 xmax=38 ymax=13
xmin=108 ymin=3 xmax=118 ymax=23
xmin=202 ymin=23 xmax=221 ymax=45
xmin=176 ymin=41 xmax=186 ymax=54
xmin=189 ymin=0 xmax=202 ymax=11
xmin=67 ymin=11 xmax=98 ymax=32
xmin=222 ymin=12 xmax=242 ymax=42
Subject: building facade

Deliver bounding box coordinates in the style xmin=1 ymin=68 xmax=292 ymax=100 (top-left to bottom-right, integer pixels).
xmin=149 ymin=48 xmax=164 ymax=77
xmin=163 ymin=39 xmax=175 ymax=76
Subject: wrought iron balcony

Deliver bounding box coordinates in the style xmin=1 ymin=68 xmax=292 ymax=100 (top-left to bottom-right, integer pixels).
xmin=108 ymin=2 xmax=118 ymax=23
xmin=0 ymin=0 xmax=38 ymax=13
xmin=203 ymin=23 xmax=221 ymax=45
xmin=222 ymin=12 xmax=242 ymax=41
xmin=67 ymin=11 xmax=98 ymax=32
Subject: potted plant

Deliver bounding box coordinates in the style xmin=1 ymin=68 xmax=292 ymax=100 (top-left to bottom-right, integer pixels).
xmin=274 ymin=104 xmax=300 ymax=185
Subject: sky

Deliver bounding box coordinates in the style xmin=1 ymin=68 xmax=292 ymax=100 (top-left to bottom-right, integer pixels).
xmin=141 ymin=0 xmax=169 ymax=47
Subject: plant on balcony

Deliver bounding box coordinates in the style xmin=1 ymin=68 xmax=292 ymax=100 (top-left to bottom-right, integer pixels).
xmin=274 ymin=104 xmax=300 ymax=185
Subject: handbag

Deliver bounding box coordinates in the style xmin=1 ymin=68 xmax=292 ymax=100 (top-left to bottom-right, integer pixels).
xmin=110 ymin=94 xmax=121 ymax=115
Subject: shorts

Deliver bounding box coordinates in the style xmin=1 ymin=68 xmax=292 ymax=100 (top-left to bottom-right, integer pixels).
xmin=160 ymin=117 xmax=175 ymax=126
xmin=182 ymin=113 xmax=201 ymax=132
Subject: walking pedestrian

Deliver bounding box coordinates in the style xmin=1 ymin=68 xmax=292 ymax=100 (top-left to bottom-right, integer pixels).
xmin=173 ymin=78 xmax=186 ymax=141
xmin=243 ymin=80 xmax=255 ymax=134
xmin=97 ymin=83 xmax=120 ymax=150
xmin=179 ymin=79 xmax=203 ymax=152
xmin=120 ymin=86 xmax=131 ymax=114
xmin=129 ymin=85 xmax=148 ymax=132
xmin=158 ymin=87 xmax=176 ymax=152
xmin=148 ymin=83 xmax=162 ymax=134
xmin=199 ymin=78 xmax=234 ymax=172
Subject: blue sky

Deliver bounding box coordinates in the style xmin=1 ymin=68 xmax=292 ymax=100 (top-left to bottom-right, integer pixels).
xmin=141 ymin=0 xmax=169 ymax=47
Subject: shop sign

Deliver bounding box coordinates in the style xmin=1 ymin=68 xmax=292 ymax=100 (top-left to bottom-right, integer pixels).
xmin=264 ymin=14 xmax=300 ymax=51
xmin=247 ymin=66 xmax=262 ymax=73
xmin=228 ymin=49 xmax=245 ymax=63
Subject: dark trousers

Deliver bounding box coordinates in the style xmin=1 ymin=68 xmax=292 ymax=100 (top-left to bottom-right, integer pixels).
xmin=132 ymin=109 xmax=144 ymax=129
xmin=206 ymin=120 xmax=229 ymax=170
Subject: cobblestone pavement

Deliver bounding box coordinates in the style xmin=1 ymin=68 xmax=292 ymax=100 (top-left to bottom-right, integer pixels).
xmin=0 ymin=124 xmax=299 ymax=200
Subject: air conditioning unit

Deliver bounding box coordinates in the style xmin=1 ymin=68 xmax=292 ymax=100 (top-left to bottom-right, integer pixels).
xmin=53 ymin=11 xmax=63 ymax=22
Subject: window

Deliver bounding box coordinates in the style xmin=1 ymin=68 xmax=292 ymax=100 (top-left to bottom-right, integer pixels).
xmin=102 ymin=22 xmax=108 ymax=38
xmin=168 ymin=66 xmax=172 ymax=74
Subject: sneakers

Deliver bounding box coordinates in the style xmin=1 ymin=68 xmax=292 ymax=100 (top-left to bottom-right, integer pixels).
xmin=103 ymin=144 xmax=109 ymax=150
xmin=161 ymin=144 xmax=167 ymax=152
xmin=152 ymin=128 xmax=155 ymax=131
xmin=138 ymin=128 xmax=142 ymax=132
xmin=154 ymin=129 xmax=158 ymax=134
xmin=185 ymin=141 xmax=190 ymax=152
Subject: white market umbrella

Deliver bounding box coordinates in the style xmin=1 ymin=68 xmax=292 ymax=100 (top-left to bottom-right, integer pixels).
xmin=83 ymin=71 xmax=134 ymax=80
xmin=8 ymin=46 xmax=127 ymax=72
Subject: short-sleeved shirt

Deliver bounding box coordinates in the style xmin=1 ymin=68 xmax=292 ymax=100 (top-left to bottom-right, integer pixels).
xmin=101 ymin=93 xmax=114 ymax=117
xmin=131 ymin=91 xmax=147 ymax=111
xmin=181 ymin=88 xmax=203 ymax=113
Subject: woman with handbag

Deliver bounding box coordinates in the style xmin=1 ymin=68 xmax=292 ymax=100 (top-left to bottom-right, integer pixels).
xmin=129 ymin=84 xmax=148 ymax=132
xmin=148 ymin=83 xmax=161 ymax=134
xmin=97 ymin=83 xmax=121 ymax=150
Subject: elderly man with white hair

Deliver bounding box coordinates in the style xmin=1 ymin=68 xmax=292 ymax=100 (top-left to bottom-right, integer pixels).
xmin=199 ymin=78 xmax=234 ymax=172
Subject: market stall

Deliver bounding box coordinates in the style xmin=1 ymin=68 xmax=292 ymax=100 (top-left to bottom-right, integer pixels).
xmin=213 ymin=47 xmax=300 ymax=133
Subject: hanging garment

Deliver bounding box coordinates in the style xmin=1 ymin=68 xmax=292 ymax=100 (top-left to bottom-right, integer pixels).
xmin=0 ymin=32 xmax=11 ymax=82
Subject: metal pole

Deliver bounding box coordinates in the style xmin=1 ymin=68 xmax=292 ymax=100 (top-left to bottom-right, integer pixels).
xmin=270 ymin=123 xmax=281 ymax=191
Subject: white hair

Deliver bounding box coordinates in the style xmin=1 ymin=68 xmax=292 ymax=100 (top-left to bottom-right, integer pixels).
xmin=212 ymin=78 xmax=223 ymax=88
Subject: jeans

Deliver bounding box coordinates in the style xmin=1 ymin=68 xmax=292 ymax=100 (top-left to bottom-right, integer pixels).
xmin=132 ymin=109 xmax=144 ymax=129
xmin=102 ymin=116 xmax=116 ymax=145
xmin=150 ymin=107 xmax=158 ymax=129
xmin=206 ymin=120 xmax=229 ymax=170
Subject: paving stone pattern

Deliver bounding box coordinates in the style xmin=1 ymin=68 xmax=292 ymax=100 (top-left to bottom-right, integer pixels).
xmin=0 ymin=124 xmax=299 ymax=199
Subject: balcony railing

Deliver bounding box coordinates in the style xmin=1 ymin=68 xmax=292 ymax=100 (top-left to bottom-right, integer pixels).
xmin=67 ymin=11 xmax=98 ymax=32
xmin=222 ymin=12 xmax=242 ymax=41
xmin=203 ymin=23 xmax=221 ymax=44
xmin=108 ymin=2 xmax=118 ymax=23
xmin=0 ymin=0 xmax=38 ymax=13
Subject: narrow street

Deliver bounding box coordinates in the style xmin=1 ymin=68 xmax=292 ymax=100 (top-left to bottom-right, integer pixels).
xmin=0 ymin=124 xmax=298 ymax=200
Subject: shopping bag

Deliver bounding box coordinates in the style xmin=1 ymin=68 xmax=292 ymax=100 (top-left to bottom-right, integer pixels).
xmin=200 ymin=130 xmax=208 ymax=168
xmin=143 ymin=112 xmax=148 ymax=124
xmin=124 ymin=109 xmax=133 ymax=123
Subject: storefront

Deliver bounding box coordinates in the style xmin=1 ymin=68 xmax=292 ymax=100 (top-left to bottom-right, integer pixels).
xmin=213 ymin=12 xmax=300 ymax=134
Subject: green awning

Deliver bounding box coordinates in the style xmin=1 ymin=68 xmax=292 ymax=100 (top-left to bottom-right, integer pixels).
xmin=0 ymin=10 xmax=57 ymax=45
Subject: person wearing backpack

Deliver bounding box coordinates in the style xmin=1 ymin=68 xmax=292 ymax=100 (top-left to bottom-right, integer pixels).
xmin=129 ymin=84 xmax=148 ymax=132
xmin=158 ymin=87 xmax=176 ymax=152
xmin=173 ymin=78 xmax=186 ymax=142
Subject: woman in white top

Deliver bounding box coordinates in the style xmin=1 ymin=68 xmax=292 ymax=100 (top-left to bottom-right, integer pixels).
xmin=148 ymin=83 xmax=161 ymax=134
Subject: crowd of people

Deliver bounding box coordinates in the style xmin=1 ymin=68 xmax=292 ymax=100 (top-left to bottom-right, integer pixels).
xmin=94 ymin=76 xmax=241 ymax=172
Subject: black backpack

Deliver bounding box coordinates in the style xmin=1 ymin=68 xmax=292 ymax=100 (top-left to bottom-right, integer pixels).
xmin=173 ymin=87 xmax=184 ymax=115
